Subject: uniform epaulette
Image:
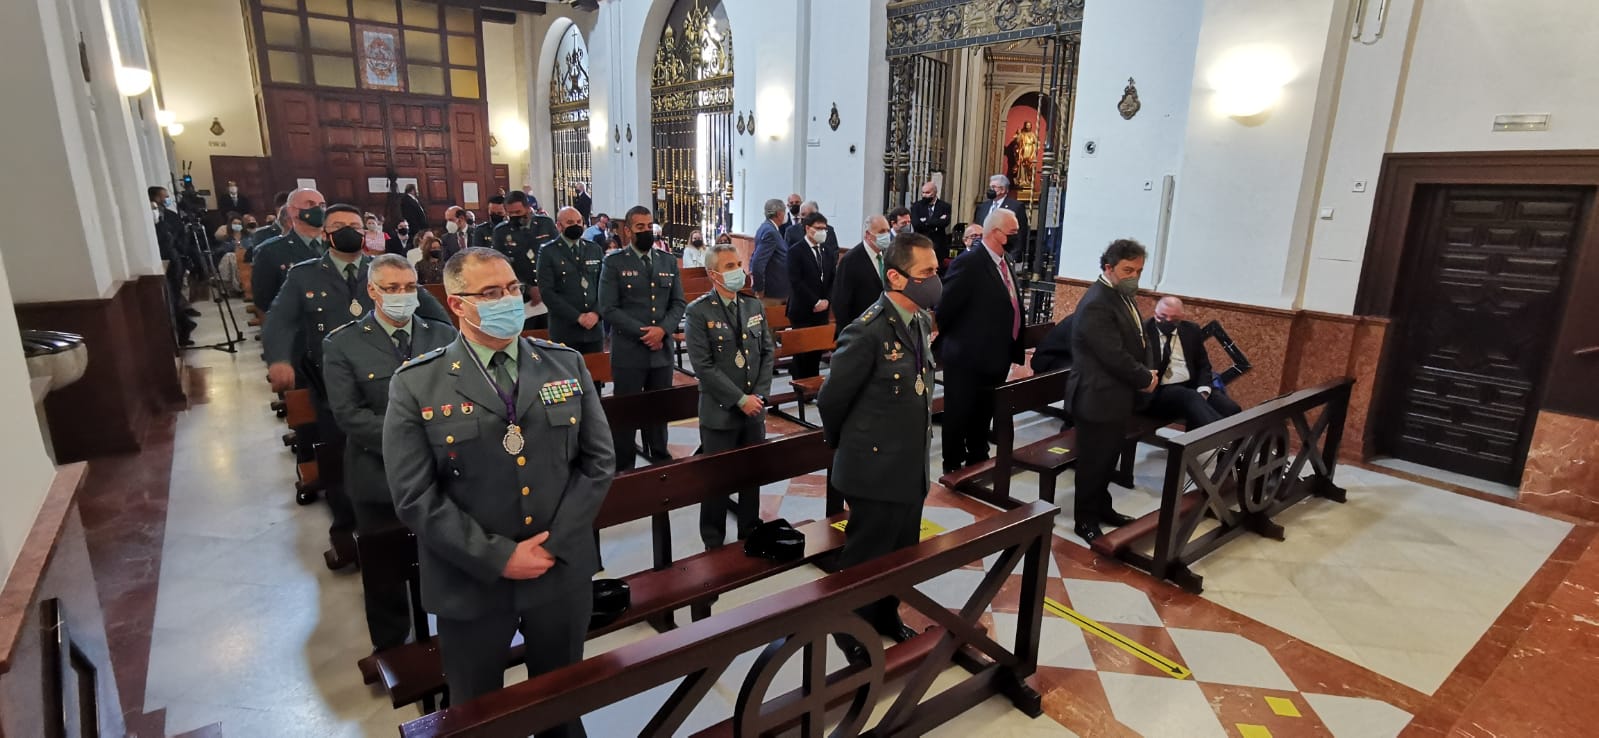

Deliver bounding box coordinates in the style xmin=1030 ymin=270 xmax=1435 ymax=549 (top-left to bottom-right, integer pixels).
xmin=324 ymin=320 xmax=359 ymax=339
xmin=286 ymin=256 xmax=321 ymax=270
xmin=686 ymin=292 xmax=715 ymax=310
xmin=530 ymin=337 xmax=579 ymax=354
xmin=857 ymin=303 xmax=885 ymax=324
xmin=396 ymin=346 xmax=448 ymax=372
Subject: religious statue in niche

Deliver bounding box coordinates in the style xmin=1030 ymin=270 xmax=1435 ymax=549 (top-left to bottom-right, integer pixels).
xmin=1005 ymin=120 xmax=1041 ymax=190
xmin=1119 ymin=77 xmax=1142 ymax=120
xmin=1001 ymin=93 xmax=1049 ymax=199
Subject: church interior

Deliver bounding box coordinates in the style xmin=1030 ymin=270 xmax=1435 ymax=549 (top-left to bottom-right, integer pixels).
xmin=3 ymin=0 xmax=1599 ymax=736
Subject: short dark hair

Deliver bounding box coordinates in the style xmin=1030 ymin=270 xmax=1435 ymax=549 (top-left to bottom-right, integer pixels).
xmin=404 ymin=183 xmax=418 ymax=194
xmin=624 ymin=205 xmax=653 ymax=227
xmin=443 ymin=247 xmax=512 ymax=294
xmin=148 ymin=186 xmax=167 ymax=200
xmin=1099 ymin=239 xmax=1148 ymax=269
xmin=272 ymin=190 xmax=291 ymax=207
xmin=884 ymin=232 xmax=934 ymax=278
xmin=801 ymin=212 xmax=828 ymax=228
xmin=505 ymin=190 xmax=530 ymax=207
xmin=592 ymin=213 xmax=608 ymax=223
xmin=488 ymin=195 xmax=506 ymax=205
xmin=886 ymin=206 xmax=911 ymax=222
xmin=325 ymin=203 xmax=362 ymax=218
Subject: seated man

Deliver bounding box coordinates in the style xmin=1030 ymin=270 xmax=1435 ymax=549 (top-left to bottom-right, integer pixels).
xmin=1143 ymin=296 xmax=1242 ymax=428
xmin=1030 ymin=313 xmax=1074 ymax=373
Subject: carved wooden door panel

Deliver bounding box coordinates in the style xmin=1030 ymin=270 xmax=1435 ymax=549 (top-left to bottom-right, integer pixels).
xmin=319 ymin=96 xmax=389 ymax=212
xmin=1385 ymin=186 xmax=1586 ymax=484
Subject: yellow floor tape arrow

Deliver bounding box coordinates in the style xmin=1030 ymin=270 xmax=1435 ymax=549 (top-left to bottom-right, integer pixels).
xmin=1044 ymin=597 xmax=1191 ymax=679
xmin=830 ymin=518 xmax=947 ymax=541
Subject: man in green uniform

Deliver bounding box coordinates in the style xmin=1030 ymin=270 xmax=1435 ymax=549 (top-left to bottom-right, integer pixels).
xmin=383 ymin=248 xmax=614 ymax=734
xmin=490 ymin=190 xmax=558 ymax=330
xmin=252 ymin=188 xmax=327 ymax=313
xmin=817 ymin=232 xmax=941 ymax=662
xmin=537 ymin=206 xmax=605 ymax=354
xmin=598 ymin=205 xmax=687 ymax=469
xmin=684 ymin=242 xmax=775 ymax=549
xmin=322 ymin=253 xmax=456 ymax=662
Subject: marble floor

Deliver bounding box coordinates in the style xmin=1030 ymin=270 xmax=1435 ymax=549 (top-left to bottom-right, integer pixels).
xmin=96 ymin=311 xmax=1597 ymax=737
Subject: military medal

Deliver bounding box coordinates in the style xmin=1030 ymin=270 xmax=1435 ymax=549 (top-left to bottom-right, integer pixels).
xmin=734 ymin=350 xmax=747 ymax=368
xmin=348 ymin=299 xmax=362 ymax=316
xmin=421 ymin=407 xmax=434 ymax=420
xmin=581 ymin=277 xmax=589 ymax=290
xmin=503 ymin=423 xmax=525 ymax=454
xmin=442 ymin=404 xmax=453 ymax=417
xmin=462 ymin=402 xmax=474 ymax=415
xmin=915 ymin=375 xmax=927 ymax=396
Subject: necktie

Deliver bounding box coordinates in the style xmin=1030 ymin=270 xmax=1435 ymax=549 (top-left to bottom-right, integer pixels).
xmin=489 ymin=351 xmax=513 ymax=390
xmin=343 ymin=263 xmax=357 ymax=294
xmin=998 ymin=257 xmax=1020 ymax=339
xmin=393 ymin=329 xmax=411 ymax=360
xmin=815 ymin=245 xmax=825 ymax=280
xmin=875 ymin=250 xmax=887 ymax=285
xmin=1159 ymin=333 xmax=1173 ymax=379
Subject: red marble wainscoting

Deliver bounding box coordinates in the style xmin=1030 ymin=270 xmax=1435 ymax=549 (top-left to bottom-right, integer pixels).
xmin=14 ymin=276 xmax=186 ymax=462
xmin=1052 ymin=278 xmax=1390 ymax=461
xmin=0 ymin=463 xmax=126 ymax=738
xmin=1519 ymin=410 xmax=1599 ymax=522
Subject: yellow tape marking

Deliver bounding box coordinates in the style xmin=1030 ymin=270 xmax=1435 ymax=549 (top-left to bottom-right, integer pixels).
xmin=1265 ymin=696 xmax=1301 ymax=718
xmin=1043 ymin=597 xmax=1190 ymax=679
xmin=1048 ymin=446 xmax=1071 ymax=454
xmin=830 ymin=518 xmax=947 ymax=541
xmin=1237 ymin=724 xmax=1273 ymax=738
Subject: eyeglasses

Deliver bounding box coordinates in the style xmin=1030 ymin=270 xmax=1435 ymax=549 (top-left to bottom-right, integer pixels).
xmin=458 ymin=283 xmax=524 ymax=301
xmin=375 ymin=283 xmax=419 ymax=295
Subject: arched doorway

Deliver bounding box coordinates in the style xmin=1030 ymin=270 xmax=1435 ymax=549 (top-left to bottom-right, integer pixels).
xmin=548 ymin=23 xmax=590 ymax=212
xmin=649 ymin=0 xmax=734 ymax=250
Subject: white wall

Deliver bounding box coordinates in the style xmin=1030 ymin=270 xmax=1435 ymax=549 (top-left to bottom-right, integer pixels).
xmin=801 ymin=0 xmax=886 ymax=240
xmin=143 ymin=0 xmax=263 ymax=202
xmin=1394 ymin=0 xmax=1599 ymax=153
xmin=1058 ymin=0 xmax=1203 ymax=280
xmin=1157 ymin=0 xmax=1347 ymax=309
xmin=0 ymin=243 xmax=58 ymax=585
xmin=484 ymin=19 xmax=530 ymax=194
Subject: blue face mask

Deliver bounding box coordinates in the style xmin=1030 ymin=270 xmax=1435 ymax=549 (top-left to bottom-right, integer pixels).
xmin=380 ymin=291 xmax=419 ymax=323
xmin=874 ymin=232 xmax=892 ymax=250
xmin=470 ymin=294 xmax=524 ymax=339
xmin=718 ymin=268 xmax=746 ymax=292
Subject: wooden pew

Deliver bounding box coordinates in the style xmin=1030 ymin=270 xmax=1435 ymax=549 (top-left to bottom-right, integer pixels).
xmin=582 ymin=351 xmax=611 ymax=385
xmin=282 ymin=388 xmax=323 ymax=504
xmin=767 ymin=325 xmax=837 ymax=425
xmin=423 ymin=284 xmax=455 ymax=327
xmin=763 ymin=303 xmax=791 ymax=332
xmin=367 ymin=430 xmax=849 ymax=713
xmin=396 ymin=500 xmax=1060 ymax=738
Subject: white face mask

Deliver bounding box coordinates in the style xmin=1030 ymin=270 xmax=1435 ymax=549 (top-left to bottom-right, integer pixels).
xmin=446 ymin=221 xmax=460 ymax=234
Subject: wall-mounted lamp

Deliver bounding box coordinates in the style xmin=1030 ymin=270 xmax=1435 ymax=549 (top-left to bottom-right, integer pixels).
xmin=1208 ymin=45 xmax=1293 ymax=120
xmin=166 ymin=122 xmax=185 ymax=137
xmin=156 ymin=109 xmax=177 ymax=128
xmin=115 ymin=65 xmax=152 ymax=96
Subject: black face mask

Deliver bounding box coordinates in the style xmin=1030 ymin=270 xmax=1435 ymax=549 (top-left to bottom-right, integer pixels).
xmin=508 ymin=215 xmax=527 ymax=229
xmin=490 ymin=213 xmax=506 ymax=225
xmin=1157 ymin=321 xmax=1178 ymax=336
xmin=985 ymin=189 xmax=998 ymax=200
xmin=328 ymin=226 xmax=365 ymax=253
xmin=633 ymin=231 xmax=655 ymax=252
xmin=690 ymin=238 xmax=704 ymax=247
xmin=397 ymin=228 xmax=410 ymax=236
xmin=788 ymin=204 xmax=800 ymax=216
xmin=923 ymin=196 xmax=936 ymax=204
xmin=562 ymin=224 xmax=584 ymax=241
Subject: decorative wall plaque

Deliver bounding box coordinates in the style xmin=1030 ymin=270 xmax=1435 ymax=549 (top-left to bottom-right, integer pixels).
xmin=614 ymin=124 xmax=621 ymax=143
xmin=209 ymin=117 xmax=225 ymax=136
xmin=828 ymin=103 xmax=841 ymax=131
xmin=625 ymin=124 xmax=632 ymax=143
xmin=356 ymin=25 xmax=403 ymax=92
xmin=1118 ymin=77 xmax=1141 ymax=120
xmin=736 ymin=111 xmax=746 ymax=135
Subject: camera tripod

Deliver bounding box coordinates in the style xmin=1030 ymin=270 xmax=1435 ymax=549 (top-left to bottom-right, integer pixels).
xmin=180 ymin=219 xmax=247 ymax=354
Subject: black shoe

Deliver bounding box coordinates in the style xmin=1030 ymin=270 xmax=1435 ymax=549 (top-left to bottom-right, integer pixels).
xmin=1112 ymin=472 xmax=1136 ymax=488
xmin=184 ymin=307 xmax=202 ymax=317
xmin=1073 ymin=522 xmax=1104 ymax=544
xmin=942 ymin=461 xmax=964 ymax=475
xmin=881 ymin=624 xmax=918 ymax=644
xmin=842 ymin=642 xmax=870 ymax=665
xmin=1102 ymin=509 xmax=1136 ymax=527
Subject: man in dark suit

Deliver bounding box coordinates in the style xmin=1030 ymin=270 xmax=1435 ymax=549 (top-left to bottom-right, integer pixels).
xmin=785 ymin=212 xmax=838 ymax=377
xmin=934 ymin=208 xmax=1025 ymax=473
xmin=441 ymin=206 xmax=472 ymax=261
xmin=1030 ymin=313 xmax=1075 ymax=373
xmin=572 ymin=182 xmax=592 ymax=221
xmin=400 ymin=183 xmax=429 ymax=231
xmin=750 ymin=198 xmax=791 ymax=306
xmin=831 ymin=215 xmax=891 ymax=334
xmin=1065 ymin=239 xmax=1157 ymax=544
xmin=1144 ymin=296 xmax=1242 ymax=427
xmin=783 ymin=200 xmax=838 ymax=251
xmin=973 ymin=174 xmax=1030 ymax=258
xmin=218 ymin=180 xmax=252 ymax=216
xmin=783 ymin=193 xmax=803 ymax=230
xmin=910 ymin=181 xmax=952 ymax=259
xmin=818 ymin=233 xmax=940 ymax=661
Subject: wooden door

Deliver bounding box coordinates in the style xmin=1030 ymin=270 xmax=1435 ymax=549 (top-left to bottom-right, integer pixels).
xmin=492 ymin=165 xmax=510 ymax=198
xmin=1383 ymin=186 xmax=1588 ymax=484
xmin=319 ymin=96 xmax=390 ymax=214
xmin=209 ymin=155 xmax=275 ymax=219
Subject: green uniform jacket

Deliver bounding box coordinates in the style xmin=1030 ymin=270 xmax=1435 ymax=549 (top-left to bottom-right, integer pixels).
xmin=491 ymin=216 xmax=559 ymax=289
xmin=684 ymin=291 xmax=775 ymax=430
xmin=262 ymin=253 xmax=450 ymax=373
xmin=382 ymin=336 xmax=616 ymax=619
xmin=598 ymin=247 xmax=687 ymax=370
xmin=816 ymin=295 xmax=935 ymax=503
xmin=250 ymin=229 xmax=320 ymax=313
xmin=322 ymin=312 xmax=457 ymax=505
xmin=535 ymin=236 xmax=605 ymax=346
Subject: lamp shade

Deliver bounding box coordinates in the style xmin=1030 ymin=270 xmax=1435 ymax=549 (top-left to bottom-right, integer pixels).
xmin=115 ymin=66 xmax=153 ymax=96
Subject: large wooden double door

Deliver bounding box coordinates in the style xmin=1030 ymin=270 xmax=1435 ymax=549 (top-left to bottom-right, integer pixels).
xmin=264 ymin=88 xmax=489 ymax=223
xmin=1384 ymin=185 xmax=1588 ymax=484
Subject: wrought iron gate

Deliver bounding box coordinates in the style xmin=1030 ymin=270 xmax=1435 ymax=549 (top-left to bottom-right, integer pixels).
xmin=650 ymin=0 xmax=734 ymax=250
xmin=549 ymin=25 xmax=591 ymax=212
xmin=883 ymin=54 xmax=950 ymax=212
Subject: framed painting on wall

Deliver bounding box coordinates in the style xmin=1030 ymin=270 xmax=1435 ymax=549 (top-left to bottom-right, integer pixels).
xmin=357 ymin=25 xmax=404 ymax=92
